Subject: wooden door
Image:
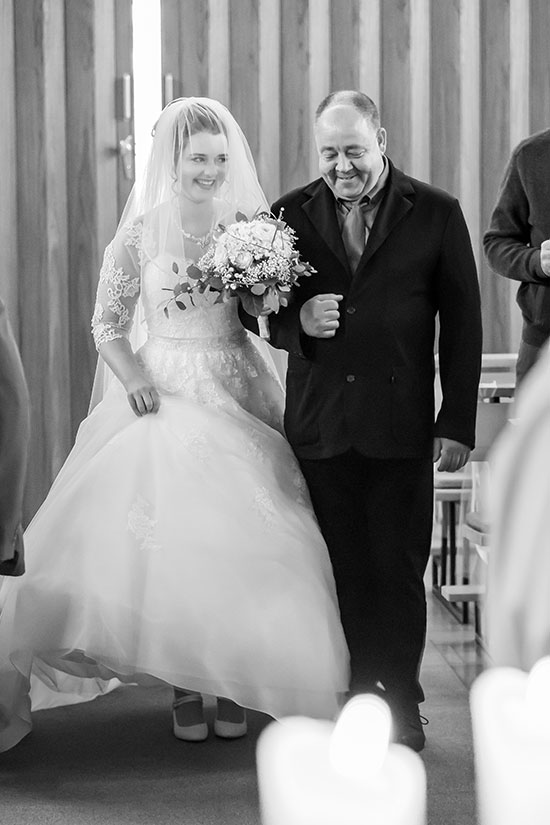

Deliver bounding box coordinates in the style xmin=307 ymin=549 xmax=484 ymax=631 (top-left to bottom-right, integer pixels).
xmin=1 ymin=0 xmax=135 ymax=522
xmin=65 ymin=1 xmax=134 ymax=439
xmin=115 ymin=0 xmax=136 ymax=215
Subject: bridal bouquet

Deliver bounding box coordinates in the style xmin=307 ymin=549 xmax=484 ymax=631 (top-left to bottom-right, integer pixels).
xmin=171 ymin=212 xmax=315 ymax=320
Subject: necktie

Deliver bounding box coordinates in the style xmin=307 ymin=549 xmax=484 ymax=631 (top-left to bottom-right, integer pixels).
xmin=341 ymin=202 xmax=365 ymax=273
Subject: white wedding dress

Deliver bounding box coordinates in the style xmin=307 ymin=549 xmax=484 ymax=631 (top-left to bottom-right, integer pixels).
xmin=0 ymin=215 xmax=349 ymax=752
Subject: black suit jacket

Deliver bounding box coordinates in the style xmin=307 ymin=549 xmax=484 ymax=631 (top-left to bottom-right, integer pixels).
xmin=267 ymin=160 xmax=483 ymax=460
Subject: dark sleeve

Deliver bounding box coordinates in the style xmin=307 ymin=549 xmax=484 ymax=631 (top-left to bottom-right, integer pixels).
xmin=483 ymin=150 xmax=549 ymax=284
xmin=435 ymin=201 xmax=483 ymax=448
xmin=0 ymin=299 xmax=30 ymax=575
xmin=260 ymin=199 xmax=313 ymax=359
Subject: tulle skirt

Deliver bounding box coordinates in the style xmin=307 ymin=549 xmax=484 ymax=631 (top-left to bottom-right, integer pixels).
xmin=0 ymin=334 xmax=349 ymax=752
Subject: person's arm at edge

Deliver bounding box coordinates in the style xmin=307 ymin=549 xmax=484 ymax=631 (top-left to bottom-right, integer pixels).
xmin=0 ymin=300 xmax=30 ymax=575
xmin=435 ymin=200 xmax=483 ymax=451
xmin=483 ymin=148 xmax=550 ymax=284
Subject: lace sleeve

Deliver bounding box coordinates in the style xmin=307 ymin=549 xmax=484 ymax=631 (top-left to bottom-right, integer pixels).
xmin=91 ymin=222 xmax=142 ymax=350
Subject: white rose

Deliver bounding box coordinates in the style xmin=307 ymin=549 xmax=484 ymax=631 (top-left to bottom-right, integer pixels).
xmin=233 ymin=250 xmax=253 ymax=269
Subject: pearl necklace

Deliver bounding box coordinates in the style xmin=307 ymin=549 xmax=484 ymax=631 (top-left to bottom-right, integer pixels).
xmin=181 ymin=227 xmax=213 ymax=249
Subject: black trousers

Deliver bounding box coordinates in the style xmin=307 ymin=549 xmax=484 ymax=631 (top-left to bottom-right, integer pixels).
xmin=299 ymin=450 xmax=433 ymax=705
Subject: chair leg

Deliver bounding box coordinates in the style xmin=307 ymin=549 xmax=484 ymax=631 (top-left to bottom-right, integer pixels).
xmin=440 ymin=502 xmax=448 ymax=587
xmin=474 ymin=602 xmax=481 ymax=639
xmin=449 ymin=501 xmax=457 ymax=586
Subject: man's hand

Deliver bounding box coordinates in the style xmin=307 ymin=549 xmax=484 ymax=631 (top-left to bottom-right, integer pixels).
xmin=433 ymin=437 xmax=471 ymax=472
xmin=300 ymin=294 xmax=343 ymax=338
xmin=540 ymin=239 xmax=550 ymax=277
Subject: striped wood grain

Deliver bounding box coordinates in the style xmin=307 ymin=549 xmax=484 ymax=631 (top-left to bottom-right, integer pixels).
xmin=15 ymin=0 xmax=70 ymax=519
xmin=480 ymin=0 xmax=512 ymax=351
xmin=380 ymin=0 xmax=412 ymax=171
xmin=0 ymin=0 xmax=18 ymax=333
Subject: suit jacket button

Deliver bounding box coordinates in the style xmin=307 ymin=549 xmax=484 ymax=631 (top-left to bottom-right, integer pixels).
xmin=346 ymin=306 xmax=356 ymax=315
xmin=346 ymin=374 xmax=355 ymax=383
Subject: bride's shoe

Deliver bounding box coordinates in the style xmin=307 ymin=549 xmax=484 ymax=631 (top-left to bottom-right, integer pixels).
xmin=214 ymin=697 xmax=247 ymax=739
xmin=172 ymin=692 xmax=208 ymax=742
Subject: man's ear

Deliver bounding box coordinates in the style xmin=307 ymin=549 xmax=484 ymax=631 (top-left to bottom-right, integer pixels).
xmin=377 ymin=127 xmax=387 ymax=153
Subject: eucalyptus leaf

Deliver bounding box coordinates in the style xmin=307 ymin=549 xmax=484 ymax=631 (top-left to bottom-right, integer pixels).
xmin=186 ymin=264 xmax=202 ymax=280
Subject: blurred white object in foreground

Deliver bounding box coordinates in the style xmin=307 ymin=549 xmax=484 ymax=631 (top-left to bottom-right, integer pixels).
xmin=486 ymin=341 xmax=550 ymax=668
xmin=471 ymin=657 xmax=550 ymax=825
xmin=256 ymin=694 xmax=426 ymax=825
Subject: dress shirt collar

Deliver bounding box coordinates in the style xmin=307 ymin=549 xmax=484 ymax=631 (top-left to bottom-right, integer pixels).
xmin=337 ymin=156 xmax=389 ymax=212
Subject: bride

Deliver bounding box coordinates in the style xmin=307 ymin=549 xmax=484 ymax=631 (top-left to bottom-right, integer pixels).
xmin=0 ymin=97 xmax=349 ymax=752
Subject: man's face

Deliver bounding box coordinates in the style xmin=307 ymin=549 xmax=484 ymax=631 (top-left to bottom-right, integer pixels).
xmin=314 ymin=104 xmax=386 ymax=200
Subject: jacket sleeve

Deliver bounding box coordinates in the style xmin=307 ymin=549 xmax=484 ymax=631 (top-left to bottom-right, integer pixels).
xmin=259 ymin=199 xmax=313 ymax=359
xmin=435 ymin=201 xmax=483 ymax=448
xmin=0 ymin=300 xmax=30 ymax=575
xmin=483 ymin=150 xmax=549 ymax=284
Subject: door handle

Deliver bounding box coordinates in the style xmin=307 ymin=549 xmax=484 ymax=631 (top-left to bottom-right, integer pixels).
xmin=118 ymin=134 xmax=135 ymax=181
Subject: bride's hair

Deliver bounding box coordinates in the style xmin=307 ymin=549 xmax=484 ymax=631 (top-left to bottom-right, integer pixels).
xmin=174 ymin=103 xmax=227 ymax=148
xmin=171 ymin=102 xmax=228 ymax=180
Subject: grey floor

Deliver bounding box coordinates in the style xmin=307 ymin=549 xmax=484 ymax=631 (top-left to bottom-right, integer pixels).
xmin=0 ymin=592 xmax=489 ymax=825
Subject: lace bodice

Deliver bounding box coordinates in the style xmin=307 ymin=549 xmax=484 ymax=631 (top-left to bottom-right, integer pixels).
xmin=91 ymin=214 xmax=283 ymax=431
xmin=91 ymin=215 xmax=240 ymax=349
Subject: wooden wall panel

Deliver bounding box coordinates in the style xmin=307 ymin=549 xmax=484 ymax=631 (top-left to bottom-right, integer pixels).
xmin=14 ymin=0 xmax=71 ymax=520
xmin=280 ymin=0 xmax=310 ymax=194
xmin=409 ymin=0 xmax=430 ymax=182
xmin=430 ymin=0 xmax=460 ymax=196
xmin=0 ymin=0 xmax=18 ymax=334
xmin=308 ymin=0 xmax=330 ymax=182
xmin=114 ymin=0 xmax=134 ymax=212
xmin=208 ymin=0 xmax=230 ymax=105
xmin=459 ymin=0 xmax=481 ymax=267
xmin=529 ymin=0 xmax=550 ymax=134
xmin=380 ymin=0 xmax=412 ymax=171
xmin=65 ymin=0 xmax=119 ymax=436
xmin=161 ymin=0 xmax=184 ymax=101
xmin=330 ymin=0 xmax=360 ymax=90
xmin=181 ymin=0 xmax=209 ymax=97
xmin=508 ymin=0 xmax=530 ymax=350
xmin=359 ymin=0 xmax=381 ymax=103
xmin=480 ymin=0 xmax=511 ymax=352
xmin=258 ymin=0 xmax=281 ymax=202
xmin=229 ymin=0 xmax=260 ymax=159
xmin=3 ymin=0 xmax=123 ymax=520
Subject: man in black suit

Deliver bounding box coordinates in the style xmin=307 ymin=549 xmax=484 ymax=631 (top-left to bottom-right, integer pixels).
xmin=268 ymin=91 xmax=482 ymax=750
xmin=0 ymin=298 xmax=29 ymax=577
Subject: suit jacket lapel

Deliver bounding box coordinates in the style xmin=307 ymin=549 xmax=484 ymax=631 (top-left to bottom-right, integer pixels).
xmin=355 ymin=161 xmax=415 ymax=273
xmin=301 ymin=180 xmax=350 ymax=273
